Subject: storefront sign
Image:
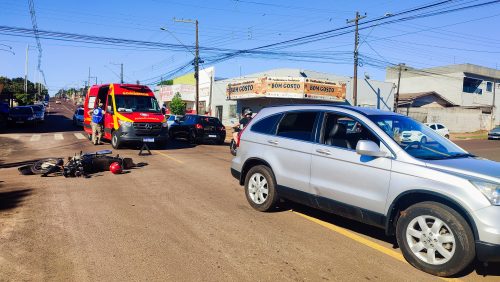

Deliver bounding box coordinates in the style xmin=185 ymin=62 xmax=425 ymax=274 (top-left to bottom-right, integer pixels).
xmin=226 ymin=76 xmax=346 ymax=102
xmin=262 ymin=77 xmax=304 ymax=98
xmin=304 ymin=79 xmax=346 ymax=101
xmin=226 ymin=79 xmax=262 ymax=99
xmin=159 ymin=84 xmax=195 ymax=102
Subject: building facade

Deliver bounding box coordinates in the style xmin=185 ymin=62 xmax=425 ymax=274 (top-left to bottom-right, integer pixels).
xmin=156 ymin=67 xmax=395 ymax=126
xmin=386 ymin=64 xmax=499 ymax=127
xmin=215 ymin=68 xmax=395 ymax=124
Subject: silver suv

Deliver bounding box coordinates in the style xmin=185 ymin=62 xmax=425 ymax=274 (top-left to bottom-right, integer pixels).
xmin=231 ymin=105 xmax=500 ymax=277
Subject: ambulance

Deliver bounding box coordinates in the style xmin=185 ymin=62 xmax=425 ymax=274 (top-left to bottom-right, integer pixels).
xmin=83 ymin=83 xmax=168 ymax=149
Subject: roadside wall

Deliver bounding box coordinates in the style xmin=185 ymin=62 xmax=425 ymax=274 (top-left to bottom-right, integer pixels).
xmin=399 ymin=107 xmax=492 ymax=133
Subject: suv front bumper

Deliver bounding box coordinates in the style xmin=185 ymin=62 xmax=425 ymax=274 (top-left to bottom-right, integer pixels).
xmin=473 ymin=205 xmax=500 ymax=262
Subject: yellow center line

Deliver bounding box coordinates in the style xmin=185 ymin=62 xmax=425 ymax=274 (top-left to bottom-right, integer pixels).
xmin=292 ymin=211 xmax=460 ymax=282
xmin=153 ymin=150 xmax=185 ymax=164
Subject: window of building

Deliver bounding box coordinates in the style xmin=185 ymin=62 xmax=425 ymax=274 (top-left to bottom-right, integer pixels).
xmin=486 ymin=81 xmax=493 ymax=92
xmin=251 ymin=113 xmax=282 ymax=135
xmin=229 ymin=104 xmax=237 ymax=118
xmin=463 ymin=77 xmax=483 ymax=94
xmin=276 ymin=111 xmax=318 ymax=141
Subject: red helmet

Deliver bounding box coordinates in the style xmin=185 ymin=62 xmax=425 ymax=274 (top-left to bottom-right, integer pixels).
xmin=109 ymin=162 xmax=123 ymax=174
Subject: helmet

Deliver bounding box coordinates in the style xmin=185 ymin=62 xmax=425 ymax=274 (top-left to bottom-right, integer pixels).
xmin=243 ymin=108 xmax=253 ymax=116
xmin=109 ymin=162 xmax=123 ymax=174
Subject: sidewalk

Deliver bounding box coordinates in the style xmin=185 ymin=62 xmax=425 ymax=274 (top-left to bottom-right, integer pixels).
xmin=450 ymin=130 xmax=488 ymax=141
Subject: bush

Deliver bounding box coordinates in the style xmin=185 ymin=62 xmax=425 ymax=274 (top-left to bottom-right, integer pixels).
xmin=169 ymin=92 xmax=186 ymax=115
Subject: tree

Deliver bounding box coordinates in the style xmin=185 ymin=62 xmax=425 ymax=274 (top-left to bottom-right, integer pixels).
xmin=169 ymin=92 xmax=186 ymax=115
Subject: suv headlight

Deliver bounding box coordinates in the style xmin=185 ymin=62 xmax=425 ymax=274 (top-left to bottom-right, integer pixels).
xmin=118 ymin=120 xmax=133 ymax=127
xmin=471 ymin=180 xmax=500 ymax=205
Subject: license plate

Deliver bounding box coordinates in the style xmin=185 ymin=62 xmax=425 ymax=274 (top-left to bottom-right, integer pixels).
xmin=143 ymin=138 xmax=154 ymax=143
xmin=208 ymin=134 xmax=217 ymax=138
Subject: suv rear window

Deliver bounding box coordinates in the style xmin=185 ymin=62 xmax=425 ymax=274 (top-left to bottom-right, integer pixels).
xmin=276 ymin=111 xmax=318 ymax=141
xmin=251 ymin=113 xmax=282 ymax=135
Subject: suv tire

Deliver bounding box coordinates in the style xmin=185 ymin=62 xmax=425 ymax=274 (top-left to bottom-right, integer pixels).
xmin=244 ymin=165 xmax=278 ymax=212
xmin=396 ymin=201 xmax=475 ymax=277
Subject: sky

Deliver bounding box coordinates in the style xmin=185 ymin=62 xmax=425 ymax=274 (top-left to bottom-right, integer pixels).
xmin=0 ymin=0 xmax=499 ymax=95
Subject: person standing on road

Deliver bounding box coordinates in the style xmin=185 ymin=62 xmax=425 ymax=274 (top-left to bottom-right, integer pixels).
xmin=88 ymin=101 xmax=104 ymax=145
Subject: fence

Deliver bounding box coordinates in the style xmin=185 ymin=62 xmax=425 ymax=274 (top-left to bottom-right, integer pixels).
xmin=397 ymin=107 xmax=493 ymax=133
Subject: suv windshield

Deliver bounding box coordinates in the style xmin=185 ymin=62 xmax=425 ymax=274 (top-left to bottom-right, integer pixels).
xmin=115 ymin=95 xmax=161 ymax=113
xmin=368 ymin=115 xmax=467 ymax=160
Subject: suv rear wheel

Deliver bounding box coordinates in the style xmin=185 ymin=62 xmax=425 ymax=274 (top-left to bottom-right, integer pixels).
xmin=396 ymin=201 xmax=474 ymax=277
xmin=244 ymin=165 xmax=278 ymax=212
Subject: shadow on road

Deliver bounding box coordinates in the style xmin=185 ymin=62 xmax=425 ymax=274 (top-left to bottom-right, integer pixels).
xmin=0 ymin=187 xmax=32 ymax=212
xmin=276 ymin=200 xmax=500 ymax=278
xmin=279 ymin=200 xmax=395 ymax=245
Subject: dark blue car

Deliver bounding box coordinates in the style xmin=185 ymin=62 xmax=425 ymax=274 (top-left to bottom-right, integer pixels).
xmin=8 ymin=106 xmax=37 ymax=126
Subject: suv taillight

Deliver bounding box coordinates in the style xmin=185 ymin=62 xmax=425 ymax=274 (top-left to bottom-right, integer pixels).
xmin=195 ymin=123 xmax=203 ymax=129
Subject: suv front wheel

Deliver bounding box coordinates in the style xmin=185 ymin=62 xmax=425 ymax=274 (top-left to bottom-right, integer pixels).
xmin=396 ymin=201 xmax=475 ymax=277
xmin=244 ymin=165 xmax=278 ymax=212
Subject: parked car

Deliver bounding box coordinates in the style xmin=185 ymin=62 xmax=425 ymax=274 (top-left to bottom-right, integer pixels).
xmin=400 ymin=130 xmax=429 ymax=144
xmin=55 ymin=100 xmax=61 ymax=104
xmin=166 ymin=114 xmax=183 ymax=128
xmin=7 ymin=106 xmax=37 ymax=126
xmin=169 ymin=114 xmax=226 ymax=144
xmin=488 ymin=127 xmax=500 ymax=140
xmin=29 ymin=105 xmax=45 ymax=122
xmin=425 ymin=123 xmax=450 ymax=138
xmin=73 ymin=107 xmax=84 ymax=127
xmin=231 ymin=105 xmax=500 ymax=277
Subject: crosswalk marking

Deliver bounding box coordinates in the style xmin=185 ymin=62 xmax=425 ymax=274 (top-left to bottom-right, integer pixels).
xmin=74 ymin=133 xmax=86 ymax=140
xmin=30 ymin=134 xmax=41 ymax=141
xmin=54 ymin=133 xmax=64 ymax=140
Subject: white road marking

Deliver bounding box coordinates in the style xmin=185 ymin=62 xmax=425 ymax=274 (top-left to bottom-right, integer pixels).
xmin=74 ymin=133 xmax=86 ymax=140
xmin=54 ymin=133 xmax=64 ymax=140
xmin=30 ymin=134 xmax=41 ymax=141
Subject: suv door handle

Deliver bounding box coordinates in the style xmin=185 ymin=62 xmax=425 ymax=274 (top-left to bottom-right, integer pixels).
xmin=316 ymin=148 xmax=331 ymax=155
xmin=267 ymin=140 xmax=278 ymax=145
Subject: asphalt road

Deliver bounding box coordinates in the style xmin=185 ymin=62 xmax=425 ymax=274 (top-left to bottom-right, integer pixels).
xmin=0 ymin=100 xmax=499 ymax=281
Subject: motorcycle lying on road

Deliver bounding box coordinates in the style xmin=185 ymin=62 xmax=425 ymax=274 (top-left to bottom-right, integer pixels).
xmin=19 ymin=150 xmax=135 ymax=177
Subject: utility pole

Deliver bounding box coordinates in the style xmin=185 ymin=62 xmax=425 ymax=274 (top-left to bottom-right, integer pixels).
xmin=25 ymin=44 xmax=29 ymax=95
xmin=88 ymin=67 xmax=91 ymax=88
xmin=393 ymin=63 xmax=406 ymax=113
xmin=174 ymin=18 xmax=199 ymax=113
xmin=347 ymin=12 xmax=366 ymax=106
xmin=492 ymin=78 xmax=497 ymax=128
xmin=120 ymin=63 xmax=124 ymax=84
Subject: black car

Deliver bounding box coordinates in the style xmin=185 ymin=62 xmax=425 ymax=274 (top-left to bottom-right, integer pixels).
xmin=488 ymin=127 xmax=500 ymax=140
xmin=169 ymin=115 xmax=226 ymax=144
xmin=8 ymin=106 xmax=37 ymax=126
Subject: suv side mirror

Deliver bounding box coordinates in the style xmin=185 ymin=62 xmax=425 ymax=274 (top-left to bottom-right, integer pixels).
xmin=107 ymin=105 xmax=113 ymax=114
xmin=356 ymin=140 xmax=388 ymax=158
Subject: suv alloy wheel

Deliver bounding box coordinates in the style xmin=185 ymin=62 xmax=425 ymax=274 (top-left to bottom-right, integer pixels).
xmin=396 ymin=201 xmax=475 ymax=277
xmin=244 ymin=165 xmax=279 ymax=212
